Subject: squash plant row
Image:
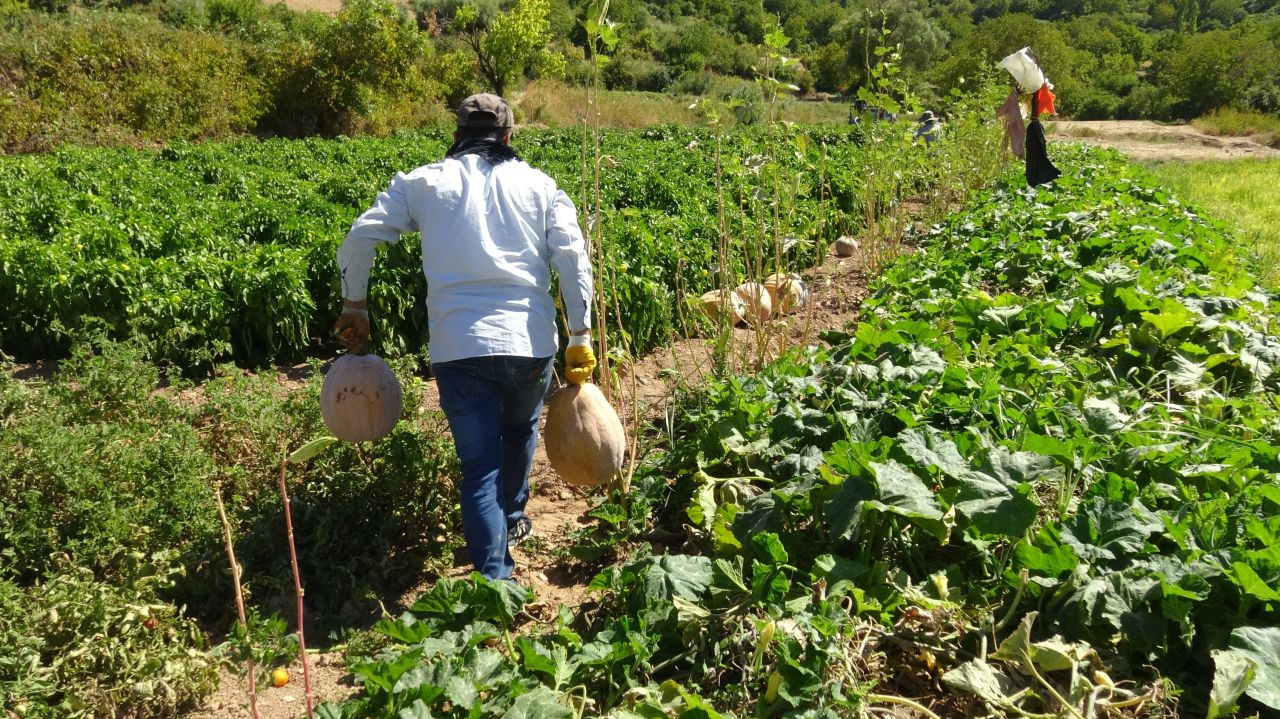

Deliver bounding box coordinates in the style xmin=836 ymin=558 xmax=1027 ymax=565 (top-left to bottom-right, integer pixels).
xmin=314 ymin=149 xmax=1280 ymax=718
xmin=0 ymin=126 xmax=898 ymax=368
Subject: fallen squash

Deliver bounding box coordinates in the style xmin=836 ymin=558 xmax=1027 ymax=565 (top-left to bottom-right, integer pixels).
xmin=320 ymin=354 xmax=402 ymax=443
xmin=763 ymin=272 xmax=809 ymax=315
xmin=699 ymin=289 xmax=747 ymax=326
xmin=544 ymin=383 xmax=626 ymax=487
xmin=734 ymin=282 xmax=773 ymax=326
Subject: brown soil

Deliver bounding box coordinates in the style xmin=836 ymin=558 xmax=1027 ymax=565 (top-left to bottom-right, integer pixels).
xmin=1048 ymin=120 xmax=1280 ymax=162
xmin=188 ymin=654 xmax=356 ymax=719
xmin=181 ymin=241 xmax=881 ymax=718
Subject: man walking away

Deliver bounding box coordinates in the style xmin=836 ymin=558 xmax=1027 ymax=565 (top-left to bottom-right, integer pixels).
xmin=332 ymin=94 xmax=597 ymax=581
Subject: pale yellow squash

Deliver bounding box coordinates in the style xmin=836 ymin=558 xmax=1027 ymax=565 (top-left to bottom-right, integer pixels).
xmin=700 ymin=289 xmax=747 ymax=326
xmin=320 ymin=354 xmax=402 ymax=443
xmin=544 ymin=383 xmax=626 ymax=487
xmin=763 ymin=272 xmax=809 ymax=315
xmin=833 ymin=236 xmax=859 ymax=257
xmin=734 ymin=282 xmax=773 ymax=326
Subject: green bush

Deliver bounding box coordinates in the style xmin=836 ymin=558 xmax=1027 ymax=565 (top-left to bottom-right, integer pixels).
xmin=0 ymin=336 xmax=460 ymax=630
xmin=1143 ymin=22 xmax=1280 ymax=118
xmin=603 ymin=48 xmax=673 ymax=91
xmin=260 ymin=0 xmax=446 ymax=137
xmin=0 ymin=11 xmax=261 ymax=152
xmin=0 ymin=127 xmax=877 ymax=367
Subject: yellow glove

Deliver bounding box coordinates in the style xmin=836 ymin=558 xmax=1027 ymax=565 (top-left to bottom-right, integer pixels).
xmin=565 ymin=334 xmax=596 ymax=385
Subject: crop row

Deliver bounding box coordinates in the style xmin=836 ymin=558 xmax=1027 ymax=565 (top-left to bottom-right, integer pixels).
xmin=0 ymin=125 xmax=929 ymax=368
xmin=315 ymin=148 xmax=1280 ymax=717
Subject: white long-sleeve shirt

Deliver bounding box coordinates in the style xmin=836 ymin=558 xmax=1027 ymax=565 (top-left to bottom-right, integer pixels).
xmin=338 ymin=154 xmax=593 ymax=364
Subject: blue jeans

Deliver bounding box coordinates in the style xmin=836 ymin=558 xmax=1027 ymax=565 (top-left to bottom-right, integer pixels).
xmin=432 ymin=355 xmax=553 ymax=580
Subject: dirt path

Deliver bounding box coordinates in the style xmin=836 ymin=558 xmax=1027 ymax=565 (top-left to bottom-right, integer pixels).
xmin=1048 ymin=120 xmax=1280 ymax=162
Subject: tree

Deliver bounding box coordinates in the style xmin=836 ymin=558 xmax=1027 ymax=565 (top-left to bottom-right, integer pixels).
xmin=832 ymin=0 xmax=950 ymax=90
xmin=453 ymin=0 xmax=554 ymax=96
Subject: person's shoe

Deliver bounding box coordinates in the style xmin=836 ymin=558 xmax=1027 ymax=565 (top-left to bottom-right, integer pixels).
xmin=507 ymin=516 xmax=533 ymax=546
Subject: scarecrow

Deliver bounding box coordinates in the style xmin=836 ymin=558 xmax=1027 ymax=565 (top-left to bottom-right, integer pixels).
xmin=997 ymin=47 xmax=1061 ymax=187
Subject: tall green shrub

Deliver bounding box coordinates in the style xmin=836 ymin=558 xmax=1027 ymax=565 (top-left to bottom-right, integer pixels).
xmin=0 ymin=11 xmax=261 ymax=152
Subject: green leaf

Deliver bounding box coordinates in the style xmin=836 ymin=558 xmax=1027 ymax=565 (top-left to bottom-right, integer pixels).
xmin=1229 ymin=626 xmax=1280 ymax=710
xmin=991 ymin=612 xmax=1036 ymax=663
xmin=444 ymin=676 xmax=478 ymax=711
xmin=397 ymin=699 xmax=435 ymax=719
xmin=1232 ymin=562 xmax=1280 ymax=602
xmin=1141 ymin=297 xmax=1197 ymax=339
xmin=470 ymin=573 xmax=532 ymax=625
xmin=1029 ymin=637 xmax=1092 ymax=672
xmin=824 ymin=468 xmax=873 ymax=542
xmin=898 ymin=428 xmax=968 ymax=478
xmin=711 ymin=557 xmax=748 ymax=593
xmin=1060 ymin=498 xmax=1162 ymax=562
xmin=1082 ymin=397 xmax=1129 ymax=433
xmin=751 ymin=533 xmax=789 ymax=565
xmin=393 ymin=666 xmax=446 ymax=700
xmin=500 ymin=687 xmax=573 ymax=719
xmin=636 ymin=555 xmax=712 ymax=603
xmin=867 ymin=460 xmax=946 ymax=538
xmin=1209 ymin=649 xmax=1255 ymax=719
xmin=954 ymin=469 xmax=1037 ymax=537
xmin=687 ymin=482 xmax=717 ymax=531
xmin=288 ymin=436 xmax=338 ymax=464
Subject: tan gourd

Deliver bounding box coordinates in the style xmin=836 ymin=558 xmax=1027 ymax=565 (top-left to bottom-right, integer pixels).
xmin=763 ymin=273 xmax=809 ymax=315
xmin=544 ymin=383 xmax=626 ymax=487
xmin=734 ymin=282 xmax=773 ymax=326
xmin=699 ymin=289 xmax=747 ymax=326
xmin=833 ymin=236 xmax=859 ymax=257
xmin=320 ymin=354 xmax=402 ymax=443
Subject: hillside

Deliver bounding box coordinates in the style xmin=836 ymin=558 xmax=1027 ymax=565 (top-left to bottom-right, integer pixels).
xmin=1 ymin=0 xmax=1278 ymax=152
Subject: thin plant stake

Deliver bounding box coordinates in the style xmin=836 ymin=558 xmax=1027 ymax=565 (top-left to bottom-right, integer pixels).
xmin=213 ymin=484 xmax=261 ymax=719
xmin=277 ymin=448 xmax=314 ymax=718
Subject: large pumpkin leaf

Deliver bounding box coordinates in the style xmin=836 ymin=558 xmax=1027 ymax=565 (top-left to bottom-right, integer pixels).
xmin=953 ymin=470 xmax=1037 ymax=537
xmin=637 ymin=555 xmax=713 ymax=603
xmin=500 ymin=687 xmax=574 ymax=719
xmin=1059 ymin=498 xmax=1162 ymax=562
xmin=898 ymin=427 xmax=968 ymax=478
xmin=1141 ymin=297 xmax=1197 ymax=338
xmin=1209 ymin=649 xmax=1255 ymax=719
xmin=1228 ymin=626 xmax=1280 ymax=711
xmin=867 ymin=460 xmax=948 ymax=539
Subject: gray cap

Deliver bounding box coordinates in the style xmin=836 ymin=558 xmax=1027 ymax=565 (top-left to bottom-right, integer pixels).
xmin=457 ymin=93 xmax=514 ymax=129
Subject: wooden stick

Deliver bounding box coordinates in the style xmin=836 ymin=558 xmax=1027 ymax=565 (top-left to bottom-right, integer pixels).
xmin=213 ymin=484 xmax=261 ymax=719
xmin=277 ymin=451 xmax=314 ymax=718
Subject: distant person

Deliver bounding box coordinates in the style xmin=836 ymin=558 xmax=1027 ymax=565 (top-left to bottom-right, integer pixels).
xmin=849 ymin=99 xmax=866 ymax=125
xmin=914 ymin=111 xmax=942 ymax=145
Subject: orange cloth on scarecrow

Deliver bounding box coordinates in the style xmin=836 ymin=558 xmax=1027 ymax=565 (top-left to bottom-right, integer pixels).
xmin=1034 ymin=83 xmax=1057 ymax=117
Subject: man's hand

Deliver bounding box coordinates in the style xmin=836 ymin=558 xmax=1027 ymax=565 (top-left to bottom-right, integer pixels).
xmin=333 ymin=303 xmax=370 ymax=354
xmin=565 ymin=334 xmax=596 ymax=385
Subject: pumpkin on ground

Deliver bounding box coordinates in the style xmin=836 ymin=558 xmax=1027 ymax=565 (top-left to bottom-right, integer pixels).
xmin=320 ymin=354 xmax=402 ymax=443
xmin=544 ymin=383 xmax=626 ymax=487
xmin=734 ymin=282 xmax=773 ymax=326
xmin=763 ymin=272 xmax=809 ymax=315
xmin=699 ymin=289 xmax=746 ymax=326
